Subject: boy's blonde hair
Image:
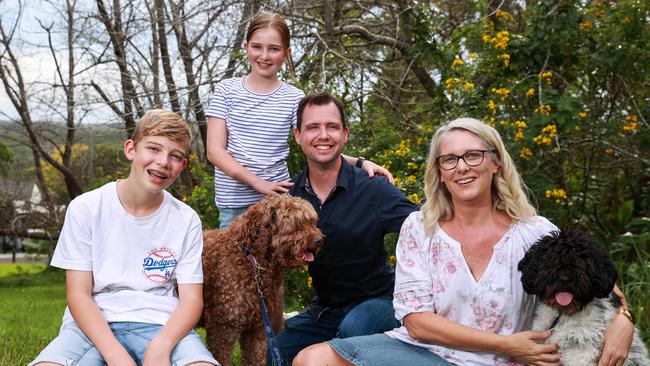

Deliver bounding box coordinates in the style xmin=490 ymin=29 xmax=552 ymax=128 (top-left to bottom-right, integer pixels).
xmin=131 ymin=109 xmax=191 ymax=153
xmin=422 ymin=117 xmax=537 ymax=235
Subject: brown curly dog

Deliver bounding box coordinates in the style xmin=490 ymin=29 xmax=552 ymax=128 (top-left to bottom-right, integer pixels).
xmin=202 ymin=195 xmax=322 ymax=366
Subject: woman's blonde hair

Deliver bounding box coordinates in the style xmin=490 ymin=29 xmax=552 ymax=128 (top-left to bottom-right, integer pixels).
xmin=246 ymin=12 xmax=295 ymax=80
xmin=421 ymin=117 xmax=536 ymax=235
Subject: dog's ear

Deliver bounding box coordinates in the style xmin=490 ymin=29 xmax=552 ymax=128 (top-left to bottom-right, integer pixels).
xmin=519 ymin=233 xmax=549 ymax=295
xmin=571 ymin=230 xmax=618 ymax=298
xmin=519 ymin=231 xmax=565 ymax=296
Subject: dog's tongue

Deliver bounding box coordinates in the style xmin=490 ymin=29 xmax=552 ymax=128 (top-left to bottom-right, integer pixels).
xmin=555 ymin=292 xmax=574 ymax=306
xmin=300 ymin=252 xmax=315 ymax=262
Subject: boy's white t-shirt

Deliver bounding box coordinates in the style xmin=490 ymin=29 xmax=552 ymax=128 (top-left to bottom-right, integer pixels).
xmin=51 ymin=181 xmax=204 ymax=326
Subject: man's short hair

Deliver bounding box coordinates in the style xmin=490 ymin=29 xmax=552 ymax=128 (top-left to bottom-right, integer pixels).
xmin=131 ymin=109 xmax=191 ymax=153
xmin=296 ymin=92 xmax=346 ymax=130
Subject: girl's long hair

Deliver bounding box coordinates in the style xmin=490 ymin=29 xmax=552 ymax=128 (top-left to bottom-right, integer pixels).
xmin=421 ymin=117 xmax=537 ymax=235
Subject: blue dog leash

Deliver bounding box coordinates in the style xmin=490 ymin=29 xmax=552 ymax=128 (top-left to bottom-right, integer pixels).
xmin=243 ymin=244 xmax=284 ymax=366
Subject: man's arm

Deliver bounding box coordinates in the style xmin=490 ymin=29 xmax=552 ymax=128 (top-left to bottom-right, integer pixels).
xmin=66 ymin=270 xmax=136 ymax=366
xmin=142 ymin=283 xmax=204 ymax=366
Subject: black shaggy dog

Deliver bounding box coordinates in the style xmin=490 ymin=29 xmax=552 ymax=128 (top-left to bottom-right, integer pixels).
xmin=518 ymin=230 xmax=649 ymax=366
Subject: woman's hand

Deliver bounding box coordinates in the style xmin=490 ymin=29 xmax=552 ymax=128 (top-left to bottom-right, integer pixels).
xmin=253 ymin=179 xmax=294 ymax=195
xmin=598 ymin=312 xmax=634 ymax=366
xmin=361 ymin=159 xmax=394 ymax=184
xmin=502 ymin=330 xmax=560 ymax=366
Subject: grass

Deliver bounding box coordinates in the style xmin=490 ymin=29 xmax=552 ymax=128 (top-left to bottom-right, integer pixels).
xmin=0 ymin=264 xmax=66 ymax=365
xmin=0 ymin=263 xmax=242 ymax=365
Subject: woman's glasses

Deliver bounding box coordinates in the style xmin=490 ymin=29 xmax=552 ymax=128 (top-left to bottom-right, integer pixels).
xmin=436 ymin=150 xmax=493 ymax=170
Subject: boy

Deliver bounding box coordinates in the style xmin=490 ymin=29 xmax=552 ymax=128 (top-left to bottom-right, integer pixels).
xmin=30 ymin=110 xmax=219 ymax=366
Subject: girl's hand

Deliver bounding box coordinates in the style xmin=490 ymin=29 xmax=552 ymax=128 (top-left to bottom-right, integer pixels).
xmin=361 ymin=159 xmax=395 ymax=184
xmin=254 ymin=179 xmax=294 ymax=195
xmin=598 ymin=312 xmax=634 ymax=366
xmin=503 ymin=330 xmax=560 ymax=366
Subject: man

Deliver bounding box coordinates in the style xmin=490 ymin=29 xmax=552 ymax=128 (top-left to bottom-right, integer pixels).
xmin=274 ymin=92 xmax=419 ymax=362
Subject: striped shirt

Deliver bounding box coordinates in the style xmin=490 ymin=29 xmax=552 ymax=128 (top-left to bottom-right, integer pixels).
xmin=205 ymin=77 xmax=304 ymax=208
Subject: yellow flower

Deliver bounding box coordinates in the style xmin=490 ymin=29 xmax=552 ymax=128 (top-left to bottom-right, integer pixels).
xmin=463 ymin=82 xmax=475 ymax=91
xmin=452 ymin=58 xmax=464 ymax=68
xmin=535 ymin=104 xmax=552 ymax=116
xmin=514 ymin=120 xmax=527 ymax=129
xmin=408 ymin=193 xmax=420 ymax=204
xmin=623 ymin=16 xmax=631 ymax=24
xmin=623 ymin=115 xmax=638 ymax=133
xmin=445 ymin=77 xmax=463 ymax=90
xmin=482 ymin=31 xmax=510 ymax=50
xmin=605 ymin=147 xmax=614 ymax=155
xmin=307 ymin=276 xmax=312 ymax=288
xmin=498 ymin=53 xmax=510 ymax=67
xmin=546 ymin=188 xmax=567 ymax=204
xmin=488 ymin=100 xmax=497 ymax=114
xmin=580 ymin=20 xmax=593 ymax=32
xmin=520 ymin=147 xmax=532 ymax=160
xmin=496 ymin=9 xmax=514 ymax=22
xmin=394 ymin=176 xmax=403 ymax=189
xmin=483 ymin=116 xmax=496 ymax=128
xmin=388 ymin=255 xmax=397 ymax=267
xmin=406 ymin=175 xmax=417 ymax=185
xmin=490 ymin=87 xmax=511 ymax=100
xmin=468 ymin=53 xmax=478 ymax=59
xmin=493 ymin=31 xmax=510 ymax=49
xmin=515 ymin=129 xmax=525 ymax=142
xmin=407 ymin=162 xmax=418 ymax=170
xmin=526 ymin=88 xmax=536 ymax=97
xmin=542 ymin=124 xmax=557 ymax=138
xmin=578 ymin=111 xmax=587 ymax=119
xmin=533 ymin=135 xmax=552 ymax=145
xmin=394 ymin=139 xmax=412 ymax=156
xmin=499 ymin=119 xmax=509 ymax=126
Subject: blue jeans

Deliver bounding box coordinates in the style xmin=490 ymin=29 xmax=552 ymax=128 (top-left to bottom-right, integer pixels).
xmin=272 ymin=298 xmax=400 ymax=364
xmin=218 ymin=207 xmax=249 ymax=229
xmin=328 ymin=333 xmax=455 ymax=366
xmin=29 ymin=321 xmax=218 ymax=366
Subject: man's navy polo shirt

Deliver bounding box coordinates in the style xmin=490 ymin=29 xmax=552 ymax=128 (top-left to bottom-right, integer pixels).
xmin=290 ymin=158 xmax=419 ymax=308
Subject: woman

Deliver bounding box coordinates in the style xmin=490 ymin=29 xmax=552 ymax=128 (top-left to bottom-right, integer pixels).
xmin=293 ymin=117 xmax=634 ymax=366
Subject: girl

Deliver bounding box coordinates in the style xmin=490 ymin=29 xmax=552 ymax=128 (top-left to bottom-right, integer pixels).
xmin=206 ymin=12 xmax=390 ymax=228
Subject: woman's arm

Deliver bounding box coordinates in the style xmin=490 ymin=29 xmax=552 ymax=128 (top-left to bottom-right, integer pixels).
xmin=206 ymin=116 xmax=293 ymax=195
xmin=67 ymin=270 xmax=136 ymax=366
xmin=404 ymin=312 xmax=560 ymax=366
xmin=143 ymin=283 xmax=204 ymax=366
xmin=598 ymin=284 xmax=634 ymax=366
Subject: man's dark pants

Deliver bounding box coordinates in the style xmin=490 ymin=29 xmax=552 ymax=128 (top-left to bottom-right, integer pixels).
xmin=269 ymin=297 xmax=400 ymax=365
